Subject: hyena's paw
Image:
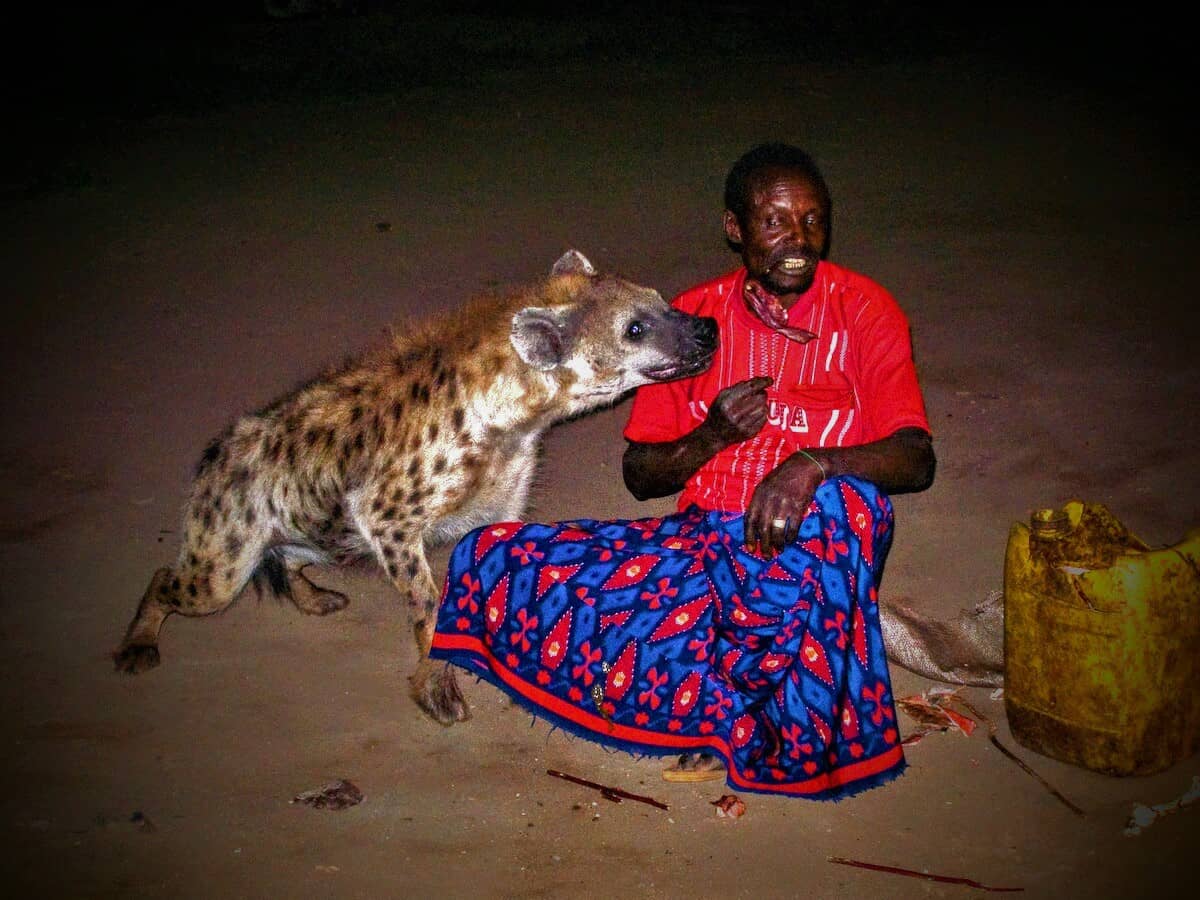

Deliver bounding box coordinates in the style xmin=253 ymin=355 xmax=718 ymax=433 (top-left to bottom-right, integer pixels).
xmin=113 ymin=644 xmax=161 ymax=674
xmin=293 ymin=586 xmax=350 ymax=616
xmin=410 ymin=665 xmax=471 ymax=726
xmin=289 ymin=572 xmax=351 ymax=616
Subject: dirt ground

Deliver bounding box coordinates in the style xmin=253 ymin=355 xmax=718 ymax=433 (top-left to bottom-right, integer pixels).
xmin=3 ymin=5 xmax=1197 ymax=898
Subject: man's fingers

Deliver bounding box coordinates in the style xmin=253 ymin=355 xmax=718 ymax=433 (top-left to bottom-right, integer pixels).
xmin=782 ymin=518 xmax=800 ymax=546
xmin=730 ymin=376 xmax=772 ymax=400
xmin=720 ymin=376 xmax=772 ymax=404
xmin=773 ymin=515 xmax=799 ymax=549
xmin=743 ymin=504 xmax=775 ymax=554
xmin=711 ymin=377 xmax=772 ymax=443
xmin=743 ymin=517 xmax=762 ymax=552
xmin=746 ymin=515 xmax=792 ymax=555
xmin=724 ymin=378 xmax=771 ymax=418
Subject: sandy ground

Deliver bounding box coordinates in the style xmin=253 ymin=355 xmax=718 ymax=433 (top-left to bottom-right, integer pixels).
xmin=3 ymin=6 xmax=1198 ymax=898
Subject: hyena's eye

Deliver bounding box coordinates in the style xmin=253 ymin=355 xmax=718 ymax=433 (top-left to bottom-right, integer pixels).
xmin=624 ymin=320 xmax=647 ymax=341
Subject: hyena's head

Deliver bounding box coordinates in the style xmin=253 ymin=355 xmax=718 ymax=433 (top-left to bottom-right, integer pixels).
xmin=511 ymin=250 xmax=718 ymax=416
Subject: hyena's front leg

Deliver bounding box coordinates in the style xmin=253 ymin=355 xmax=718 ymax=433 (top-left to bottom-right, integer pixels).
xmin=357 ymin=507 xmax=470 ymax=725
xmin=401 ymin=544 xmax=470 ymax=725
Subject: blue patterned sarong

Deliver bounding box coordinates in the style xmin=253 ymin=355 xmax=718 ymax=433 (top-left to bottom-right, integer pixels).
xmin=430 ymin=475 xmax=905 ymax=799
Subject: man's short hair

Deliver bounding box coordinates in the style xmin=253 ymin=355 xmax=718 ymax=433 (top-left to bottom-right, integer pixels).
xmin=724 ymin=143 xmax=831 ymax=223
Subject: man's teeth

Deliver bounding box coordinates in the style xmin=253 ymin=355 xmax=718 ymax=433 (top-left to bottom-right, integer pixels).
xmin=776 ymin=258 xmax=809 ymax=271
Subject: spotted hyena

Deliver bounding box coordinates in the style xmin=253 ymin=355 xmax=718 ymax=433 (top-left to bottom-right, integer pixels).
xmin=113 ymin=250 xmax=718 ymax=724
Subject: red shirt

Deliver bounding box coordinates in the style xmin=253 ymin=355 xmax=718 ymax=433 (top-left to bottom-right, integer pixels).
xmin=623 ymin=262 xmax=931 ymax=513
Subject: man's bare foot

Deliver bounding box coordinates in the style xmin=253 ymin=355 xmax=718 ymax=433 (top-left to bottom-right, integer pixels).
xmin=662 ymin=751 xmax=726 ymax=782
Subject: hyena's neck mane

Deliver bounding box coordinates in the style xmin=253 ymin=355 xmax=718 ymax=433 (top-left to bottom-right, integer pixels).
xmin=375 ymin=283 xmax=575 ymax=433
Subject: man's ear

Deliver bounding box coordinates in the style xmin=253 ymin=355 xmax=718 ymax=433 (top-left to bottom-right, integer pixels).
xmin=511 ymin=307 xmax=571 ymax=371
xmin=723 ymin=210 xmax=743 ymax=247
xmin=551 ymin=249 xmax=596 ymax=277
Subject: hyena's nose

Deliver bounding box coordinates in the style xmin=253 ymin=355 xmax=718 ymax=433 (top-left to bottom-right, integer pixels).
xmin=695 ymin=316 xmax=718 ymax=351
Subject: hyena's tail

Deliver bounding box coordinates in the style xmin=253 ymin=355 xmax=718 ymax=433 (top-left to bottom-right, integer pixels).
xmin=251 ymin=545 xmax=349 ymax=617
xmin=253 ymin=547 xmax=293 ymax=601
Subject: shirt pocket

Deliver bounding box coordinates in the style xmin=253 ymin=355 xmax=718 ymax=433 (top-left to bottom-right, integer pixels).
xmin=768 ymin=382 xmax=857 ymax=441
xmin=780 ymin=384 xmax=854 ymax=409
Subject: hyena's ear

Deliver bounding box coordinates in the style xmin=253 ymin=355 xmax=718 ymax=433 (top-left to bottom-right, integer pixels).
xmin=512 ymin=306 xmax=571 ymax=371
xmin=551 ymin=249 xmax=596 ymax=277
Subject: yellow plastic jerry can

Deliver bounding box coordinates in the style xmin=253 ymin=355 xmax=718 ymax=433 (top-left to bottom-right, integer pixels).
xmin=1003 ymin=501 xmax=1200 ymax=776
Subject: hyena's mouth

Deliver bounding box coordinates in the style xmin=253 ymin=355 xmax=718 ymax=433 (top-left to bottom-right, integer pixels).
xmin=642 ymin=350 xmax=716 ymax=382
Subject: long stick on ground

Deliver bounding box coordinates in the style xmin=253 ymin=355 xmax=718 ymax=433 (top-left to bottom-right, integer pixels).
xmin=953 ymin=696 xmax=1086 ymax=818
xmin=546 ymin=769 xmax=670 ymax=811
xmin=828 ymin=856 xmax=1023 ymax=892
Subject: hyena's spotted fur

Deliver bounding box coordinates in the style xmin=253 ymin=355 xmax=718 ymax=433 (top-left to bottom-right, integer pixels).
xmin=113 ymin=250 xmax=718 ymax=724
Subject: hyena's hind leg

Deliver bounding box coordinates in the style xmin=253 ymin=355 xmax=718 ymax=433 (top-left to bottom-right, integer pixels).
xmin=287 ymin=564 xmax=351 ymax=615
xmin=113 ymin=522 xmax=274 ymax=673
xmin=112 ymin=567 xmax=176 ymax=673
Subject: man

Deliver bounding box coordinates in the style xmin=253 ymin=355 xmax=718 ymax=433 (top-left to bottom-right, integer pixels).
xmin=430 ymin=143 xmax=935 ymax=799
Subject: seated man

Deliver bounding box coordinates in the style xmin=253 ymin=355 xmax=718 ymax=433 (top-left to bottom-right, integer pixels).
xmin=430 ymin=142 xmax=935 ymax=799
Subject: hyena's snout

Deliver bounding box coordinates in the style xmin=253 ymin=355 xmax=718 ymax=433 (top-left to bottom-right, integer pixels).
xmin=653 ymin=310 xmax=718 ymax=381
xmin=690 ymin=314 xmax=718 ymax=356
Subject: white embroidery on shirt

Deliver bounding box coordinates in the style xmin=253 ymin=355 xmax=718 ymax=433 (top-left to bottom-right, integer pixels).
xmin=819 ymin=409 xmax=840 ymax=447
xmin=767 ymin=400 xmax=810 ymax=433
xmin=824 ymin=330 xmax=839 ymax=372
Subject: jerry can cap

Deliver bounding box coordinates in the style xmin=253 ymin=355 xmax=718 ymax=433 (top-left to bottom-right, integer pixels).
xmin=1030 ymin=507 xmax=1071 ymax=540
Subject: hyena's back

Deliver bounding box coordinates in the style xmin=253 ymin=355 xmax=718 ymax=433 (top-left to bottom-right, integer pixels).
xmin=114 ymin=298 xmax=528 ymax=673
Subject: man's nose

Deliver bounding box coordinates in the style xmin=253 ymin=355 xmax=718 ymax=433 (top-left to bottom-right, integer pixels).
xmin=782 ymin=217 xmax=811 ymax=246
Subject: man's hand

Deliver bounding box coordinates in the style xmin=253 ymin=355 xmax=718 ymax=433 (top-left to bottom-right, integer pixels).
xmin=744 ymin=451 xmax=825 ymax=555
xmin=743 ymin=427 xmax=936 ymax=554
xmin=623 ymin=377 xmax=771 ymax=501
xmin=704 ymin=376 xmax=772 ymax=443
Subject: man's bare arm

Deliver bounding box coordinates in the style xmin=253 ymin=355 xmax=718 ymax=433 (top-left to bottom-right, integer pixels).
xmin=745 ymin=427 xmax=935 ymax=552
xmin=624 ymin=372 xmax=935 ymax=551
xmin=623 ymin=377 xmax=772 ymax=501
xmin=804 ymin=427 xmax=935 ymax=496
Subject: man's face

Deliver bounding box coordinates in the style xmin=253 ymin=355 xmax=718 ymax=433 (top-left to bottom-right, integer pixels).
xmin=724 ymin=166 xmax=829 ymax=300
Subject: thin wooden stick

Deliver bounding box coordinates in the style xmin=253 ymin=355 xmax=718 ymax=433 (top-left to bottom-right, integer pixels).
xmin=983 ymin=733 xmax=1087 ymax=817
xmin=828 ymin=856 xmax=1023 ymax=892
xmin=953 ymin=697 xmax=1086 ymax=818
xmin=546 ymin=769 xmax=669 ymax=811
